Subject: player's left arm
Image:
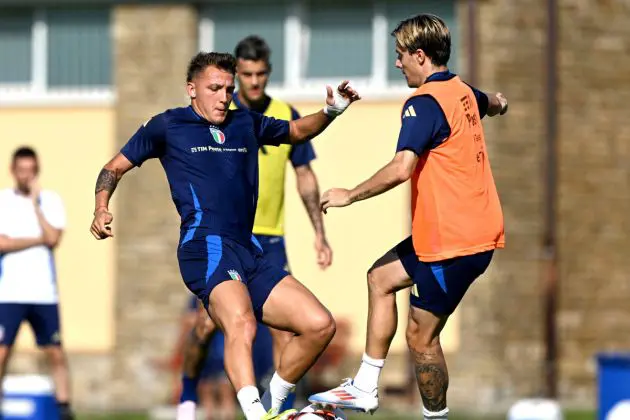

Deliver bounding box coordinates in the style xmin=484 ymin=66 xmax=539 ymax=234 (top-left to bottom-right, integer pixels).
xmin=485 ymin=92 xmax=508 ymax=117
xmin=255 ymin=82 xmax=360 ymax=147
xmin=321 ymin=96 xmax=441 ymax=212
xmin=466 ymin=83 xmax=508 ymax=118
xmin=288 ymin=81 xmax=360 ymax=144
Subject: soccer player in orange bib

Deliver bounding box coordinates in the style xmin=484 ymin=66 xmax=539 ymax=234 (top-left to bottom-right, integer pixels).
xmin=308 ymin=14 xmax=508 ymax=420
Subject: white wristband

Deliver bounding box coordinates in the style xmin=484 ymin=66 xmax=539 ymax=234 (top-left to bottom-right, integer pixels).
xmin=323 ymin=87 xmax=351 ymax=118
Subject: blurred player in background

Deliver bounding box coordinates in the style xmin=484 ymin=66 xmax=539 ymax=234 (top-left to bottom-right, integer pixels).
xmin=0 ymin=147 xmax=75 ymax=420
xmin=309 ymin=14 xmax=508 ymax=420
xmin=90 ymin=52 xmax=359 ymax=420
xmin=176 ymin=35 xmax=333 ymax=419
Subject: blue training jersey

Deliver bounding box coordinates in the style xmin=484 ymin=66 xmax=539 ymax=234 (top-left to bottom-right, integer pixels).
xmin=120 ymin=105 xmax=290 ymax=247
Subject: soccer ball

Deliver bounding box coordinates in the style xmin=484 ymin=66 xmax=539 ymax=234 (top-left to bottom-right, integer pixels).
xmin=292 ymin=403 xmax=347 ymax=419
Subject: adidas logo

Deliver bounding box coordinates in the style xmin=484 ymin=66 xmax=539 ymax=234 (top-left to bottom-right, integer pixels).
xmin=403 ymin=105 xmax=417 ymax=118
xmin=252 ymin=398 xmax=261 ymax=405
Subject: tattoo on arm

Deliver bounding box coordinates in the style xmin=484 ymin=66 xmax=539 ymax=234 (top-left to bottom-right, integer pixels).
xmin=413 ymin=351 xmax=449 ymax=412
xmin=302 ymin=188 xmax=325 ymax=235
xmin=95 ymin=169 xmax=118 ymax=195
xmin=352 ymin=189 xmax=374 ymax=202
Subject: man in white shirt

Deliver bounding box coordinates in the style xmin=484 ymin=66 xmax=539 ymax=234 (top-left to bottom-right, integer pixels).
xmin=0 ymin=147 xmax=74 ymax=420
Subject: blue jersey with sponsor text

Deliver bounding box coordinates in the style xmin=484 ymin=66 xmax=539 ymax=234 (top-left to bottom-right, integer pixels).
xmin=121 ymin=105 xmax=290 ymax=247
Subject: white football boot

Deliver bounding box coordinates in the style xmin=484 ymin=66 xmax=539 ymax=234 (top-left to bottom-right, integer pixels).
xmin=308 ymin=378 xmax=378 ymax=414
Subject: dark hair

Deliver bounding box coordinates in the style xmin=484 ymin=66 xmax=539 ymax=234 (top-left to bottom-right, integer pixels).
xmin=186 ymin=52 xmax=236 ymax=82
xmin=234 ymin=35 xmax=271 ymax=65
xmin=391 ymin=14 xmax=451 ymax=67
xmin=12 ymin=146 xmax=38 ymax=164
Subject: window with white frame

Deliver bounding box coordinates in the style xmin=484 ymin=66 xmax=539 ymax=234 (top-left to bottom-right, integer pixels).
xmin=0 ymin=7 xmax=112 ymax=104
xmin=199 ymin=0 xmax=458 ymax=100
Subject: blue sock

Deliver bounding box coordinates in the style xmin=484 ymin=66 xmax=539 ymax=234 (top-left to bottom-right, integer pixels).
xmin=280 ymin=392 xmax=296 ymax=411
xmin=180 ymin=376 xmax=199 ymax=403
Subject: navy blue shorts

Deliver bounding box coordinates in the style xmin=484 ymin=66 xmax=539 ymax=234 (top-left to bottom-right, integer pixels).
xmin=178 ymin=235 xmax=289 ymax=321
xmin=395 ymin=237 xmax=493 ymax=316
xmin=253 ymin=234 xmax=289 ymax=272
xmin=0 ymin=303 xmax=62 ymax=346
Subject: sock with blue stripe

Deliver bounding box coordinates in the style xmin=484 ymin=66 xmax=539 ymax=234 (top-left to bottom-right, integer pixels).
xmin=180 ymin=376 xmax=199 ymax=403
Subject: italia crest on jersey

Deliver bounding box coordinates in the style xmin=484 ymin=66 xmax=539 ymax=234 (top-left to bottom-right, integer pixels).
xmin=228 ymin=269 xmax=243 ymax=283
xmin=210 ymin=127 xmax=226 ymax=144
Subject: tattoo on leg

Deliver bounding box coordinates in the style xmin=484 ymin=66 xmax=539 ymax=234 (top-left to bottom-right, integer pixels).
xmin=95 ymin=169 xmax=118 ymax=194
xmin=413 ymin=350 xmax=448 ymax=412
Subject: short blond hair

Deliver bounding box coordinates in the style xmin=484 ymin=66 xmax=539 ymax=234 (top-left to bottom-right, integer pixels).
xmin=391 ymin=14 xmax=451 ymax=66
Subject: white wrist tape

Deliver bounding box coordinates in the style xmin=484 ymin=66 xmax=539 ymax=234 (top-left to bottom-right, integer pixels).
xmin=323 ymin=87 xmax=351 ymax=118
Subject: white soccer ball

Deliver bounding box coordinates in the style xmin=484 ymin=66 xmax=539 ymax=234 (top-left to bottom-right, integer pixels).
xmin=607 ymin=400 xmax=630 ymax=420
xmin=293 ymin=403 xmax=347 ymax=419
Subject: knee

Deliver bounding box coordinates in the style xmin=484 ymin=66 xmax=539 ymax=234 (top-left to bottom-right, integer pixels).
xmin=45 ymin=347 xmax=66 ymax=367
xmin=405 ymin=323 xmax=438 ymax=354
xmin=367 ymin=266 xmax=389 ymax=295
xmin=223 ymin=313 xmax=257 ymax=346
xmin=0 ymin=347 xmax=10 ymax=365
xmin=305 ymin=310 xmax=336 ymax=344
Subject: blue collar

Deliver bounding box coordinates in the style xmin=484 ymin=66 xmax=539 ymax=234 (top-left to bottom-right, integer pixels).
xmin=425 ymin=70 xmax=457 ymax=83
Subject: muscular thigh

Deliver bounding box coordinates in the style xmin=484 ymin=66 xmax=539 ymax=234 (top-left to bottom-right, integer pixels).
xmin=245 ymin=252 xmax=290 ymax=321
xmin=207 ymin=280 xmax=255 ymax=333
xmin=260 ymin=275 xmax=331 ymax=335
xmin=369 ymin=237 xmax=416 ymax=294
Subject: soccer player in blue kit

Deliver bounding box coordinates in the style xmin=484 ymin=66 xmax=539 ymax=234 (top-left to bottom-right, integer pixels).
xmin=89 ymin=52 xmax=360 ymax=420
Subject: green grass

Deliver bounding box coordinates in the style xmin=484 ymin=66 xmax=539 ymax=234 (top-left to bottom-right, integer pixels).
xmin=77 ymin=409 xmax=595 ymax=420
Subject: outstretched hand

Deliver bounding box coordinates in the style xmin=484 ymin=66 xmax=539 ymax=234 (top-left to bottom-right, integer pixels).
xmin=320 ymin=188 xmax=352 ymax=214
xmin=324 ymin=81 xmax=361 ymax=117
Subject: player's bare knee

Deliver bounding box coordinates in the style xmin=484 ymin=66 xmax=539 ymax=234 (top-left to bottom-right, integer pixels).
xmin=406 ymin=323 xmax=439 ymax=353
xmin=44 ymin=347 xmax=66 ymax=368
xmin=223 ymin=313 xmax=257 ymax=346
xmin=367 ymin=266 xmax=391 ymax=296
xmin=0 ymin=347 xmax=10 ymax=366
xmin=305 ymin=310 xmax=336 ymax=345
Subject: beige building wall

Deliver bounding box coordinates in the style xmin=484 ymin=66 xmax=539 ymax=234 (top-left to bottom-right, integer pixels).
xmin=0 ymin=108 xmax=116 ymax=352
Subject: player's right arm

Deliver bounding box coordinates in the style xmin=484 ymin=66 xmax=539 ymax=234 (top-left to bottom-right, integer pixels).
xmin=90 ymin=114 xmax=167 ymax=240
xmin=0 ymin=235 xmax=44 ymax=253
xmin=90 ymin=154 xmax=134 ymax=240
